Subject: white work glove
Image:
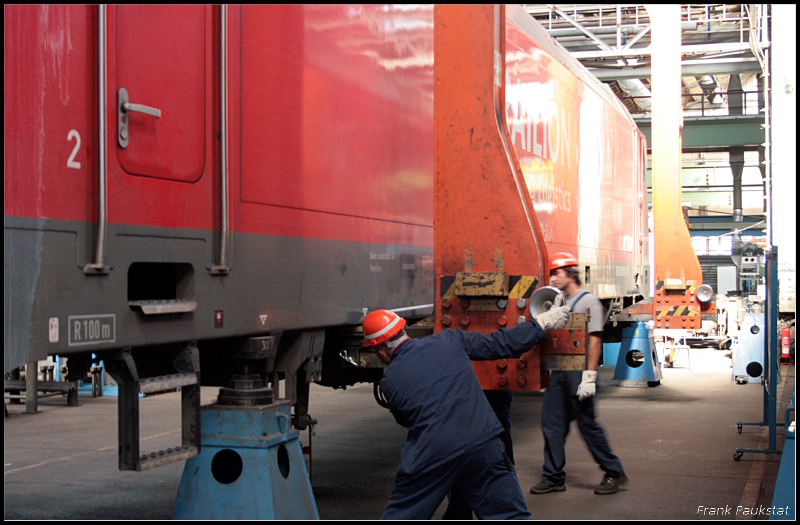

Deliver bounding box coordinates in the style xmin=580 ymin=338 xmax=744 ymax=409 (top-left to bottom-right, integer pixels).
xmin=577 ymin=370 xmax=597 ymax=401
xmin=535 ymin=294 xmax=570 ymax=331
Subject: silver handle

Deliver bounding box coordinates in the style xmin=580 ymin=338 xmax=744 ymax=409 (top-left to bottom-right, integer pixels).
xmin=118 ymin=87 xmax=161 ymax=148
xmin=122 ymin=101 xmax=161 ymax=118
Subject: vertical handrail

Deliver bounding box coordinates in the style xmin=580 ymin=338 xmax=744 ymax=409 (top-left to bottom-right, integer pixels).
xmin=212 ymin=4 xmax=230 ymax=274
xmin=85 ymin=4 xmax=109 ymax=274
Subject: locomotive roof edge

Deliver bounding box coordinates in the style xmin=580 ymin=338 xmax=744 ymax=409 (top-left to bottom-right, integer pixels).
xmin=507 ymin=5 xmax=640 ymax=130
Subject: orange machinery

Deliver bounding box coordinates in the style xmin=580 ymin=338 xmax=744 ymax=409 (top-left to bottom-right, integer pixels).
xmin=435 ymin=5 xmax=586 ymax=392
xmin=614 ymin=5 xmax=717 ymax=331
xmin=433 ymin=5 xmax=715 ymax=392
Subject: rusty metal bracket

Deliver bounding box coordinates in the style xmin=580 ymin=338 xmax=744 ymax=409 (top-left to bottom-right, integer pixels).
xmin=454 ymin=272 xmax=509 ymax=297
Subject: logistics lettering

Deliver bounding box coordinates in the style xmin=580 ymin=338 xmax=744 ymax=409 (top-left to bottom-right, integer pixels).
xmin=505 ymin=73 xmax=572 ymax=169
xmin=506 ymin=72 xmax=573 ymax=214
xmin=524 ymin=171 xmax=572 ymax=214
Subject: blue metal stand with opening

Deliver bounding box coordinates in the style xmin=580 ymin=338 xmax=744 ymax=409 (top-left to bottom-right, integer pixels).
xmin=172 ymin=401 xmax=319 ymax=519
xmin=612 ymin=322 xmax=663 ymax=387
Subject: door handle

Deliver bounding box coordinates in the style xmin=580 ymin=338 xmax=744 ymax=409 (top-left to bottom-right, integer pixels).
xmin=118 ymin=87 xmax=161 ymax=148
xmin=123 ymin=101 xmax=161 ymax=118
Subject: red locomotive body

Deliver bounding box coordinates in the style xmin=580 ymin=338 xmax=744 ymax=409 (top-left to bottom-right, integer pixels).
xmin=5 ymin=4 xmax=434 ymax=379
xmin=504 ymin=8 xmax=649 ymax=299
xmin=5 ymin=5 xmax=648 ymax=461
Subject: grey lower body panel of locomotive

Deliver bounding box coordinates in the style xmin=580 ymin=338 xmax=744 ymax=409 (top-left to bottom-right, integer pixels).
xmin=4 ymin=216 xmax=434 ymax=378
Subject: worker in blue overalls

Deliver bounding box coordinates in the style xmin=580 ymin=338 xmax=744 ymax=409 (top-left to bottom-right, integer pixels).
xmin=362 ymin=300 xmax=570 ymax=520
xmin=530 ymin=252 xmax=628 ymax=496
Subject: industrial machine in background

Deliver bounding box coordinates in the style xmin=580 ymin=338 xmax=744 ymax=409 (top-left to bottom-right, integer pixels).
xmin=734 ymin=241 xmax=765 ymax=294
xmin=713 ymin=287 xmax=794 ymax=383
xmin=700 ymin=239 xmax=794 ymax=372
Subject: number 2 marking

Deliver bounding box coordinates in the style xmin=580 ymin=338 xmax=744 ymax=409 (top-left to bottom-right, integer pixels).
xmin=67 ymin=130 xmax=81 ymax=169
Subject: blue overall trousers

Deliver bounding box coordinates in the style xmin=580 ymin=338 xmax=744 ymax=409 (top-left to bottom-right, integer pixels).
xmin=540 ymin=291 xmax=624 ymax=485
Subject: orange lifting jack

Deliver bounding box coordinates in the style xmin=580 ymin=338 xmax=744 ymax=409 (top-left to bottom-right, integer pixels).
xmin=433 ymin=5 xmax=563 ymax=392
xmin=648 ymin=5 xmax=716 ymax=330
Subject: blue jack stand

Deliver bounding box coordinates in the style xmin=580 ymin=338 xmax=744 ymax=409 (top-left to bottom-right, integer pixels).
xmin=172 ymin=401 xmax=319 ymax=519
xmin=613 ymin=322 xmax=663 ymax=387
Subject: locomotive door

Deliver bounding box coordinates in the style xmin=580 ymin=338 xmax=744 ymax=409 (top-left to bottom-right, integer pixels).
xmin=106 ymin=5 xmax=213 ymax=228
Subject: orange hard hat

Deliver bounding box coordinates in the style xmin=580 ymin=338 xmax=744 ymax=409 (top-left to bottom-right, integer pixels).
xmin=362 ymin=310 xmax=407 ymax=347
xmin=550 ymin=252 xmax=578 ymax=271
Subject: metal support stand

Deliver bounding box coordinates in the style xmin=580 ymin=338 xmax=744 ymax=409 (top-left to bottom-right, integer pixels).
xmin=91 ymin=365 xmax=104 ymax=397
xmin=734 ymin=248 xmax=783 ymax=460
xmin=5 ymin=363 xmax=79 ymax=408
xmin=613 ymin=322 xmax=663 ymax=387
xmin=171 ymin=336 xmax=318 ymax=518
xmin=172 ymin=401 xmax=319 ymax=519
xmin=25 ymin=360 xmax=39 ymax=414
xmin=173 ymin=336 xmax=317 ymax=519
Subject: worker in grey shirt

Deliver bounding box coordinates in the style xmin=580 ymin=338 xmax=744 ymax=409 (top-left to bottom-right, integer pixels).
xmin=530 ymin=252 xmax=629 ymax=496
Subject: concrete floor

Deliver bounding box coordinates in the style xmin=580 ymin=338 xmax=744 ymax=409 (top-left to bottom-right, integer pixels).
xmin=4 ymin=348 xmax=795 ymax=520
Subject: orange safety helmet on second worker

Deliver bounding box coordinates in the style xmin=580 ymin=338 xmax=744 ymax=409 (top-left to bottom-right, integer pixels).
xmin=362 ymin=309 xmax=407 ymax=347
xmin=549 ymin=252 xmax=578 ymax=272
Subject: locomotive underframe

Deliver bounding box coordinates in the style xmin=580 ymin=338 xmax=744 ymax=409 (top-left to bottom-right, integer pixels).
xmin=5 ymin=215 xmax=431 ymax=468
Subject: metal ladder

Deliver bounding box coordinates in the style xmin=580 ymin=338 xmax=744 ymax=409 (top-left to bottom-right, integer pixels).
xmin=106 ymin=344 xmax=201 ymax=471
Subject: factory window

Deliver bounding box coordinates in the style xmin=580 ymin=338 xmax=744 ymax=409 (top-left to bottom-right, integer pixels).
xmin=692 ymin=235 xmax=733 ymax=256
xmin=709 ymin=236 xmax=733 ymax=256
xmin=691 ymin=237 xmax=707 ymax=255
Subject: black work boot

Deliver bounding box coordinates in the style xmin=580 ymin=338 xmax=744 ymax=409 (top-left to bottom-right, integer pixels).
xmin=594 ymin=473 xmax=629 ymax=495
xmin=530 ymin=481 xmax=566 ymax=494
